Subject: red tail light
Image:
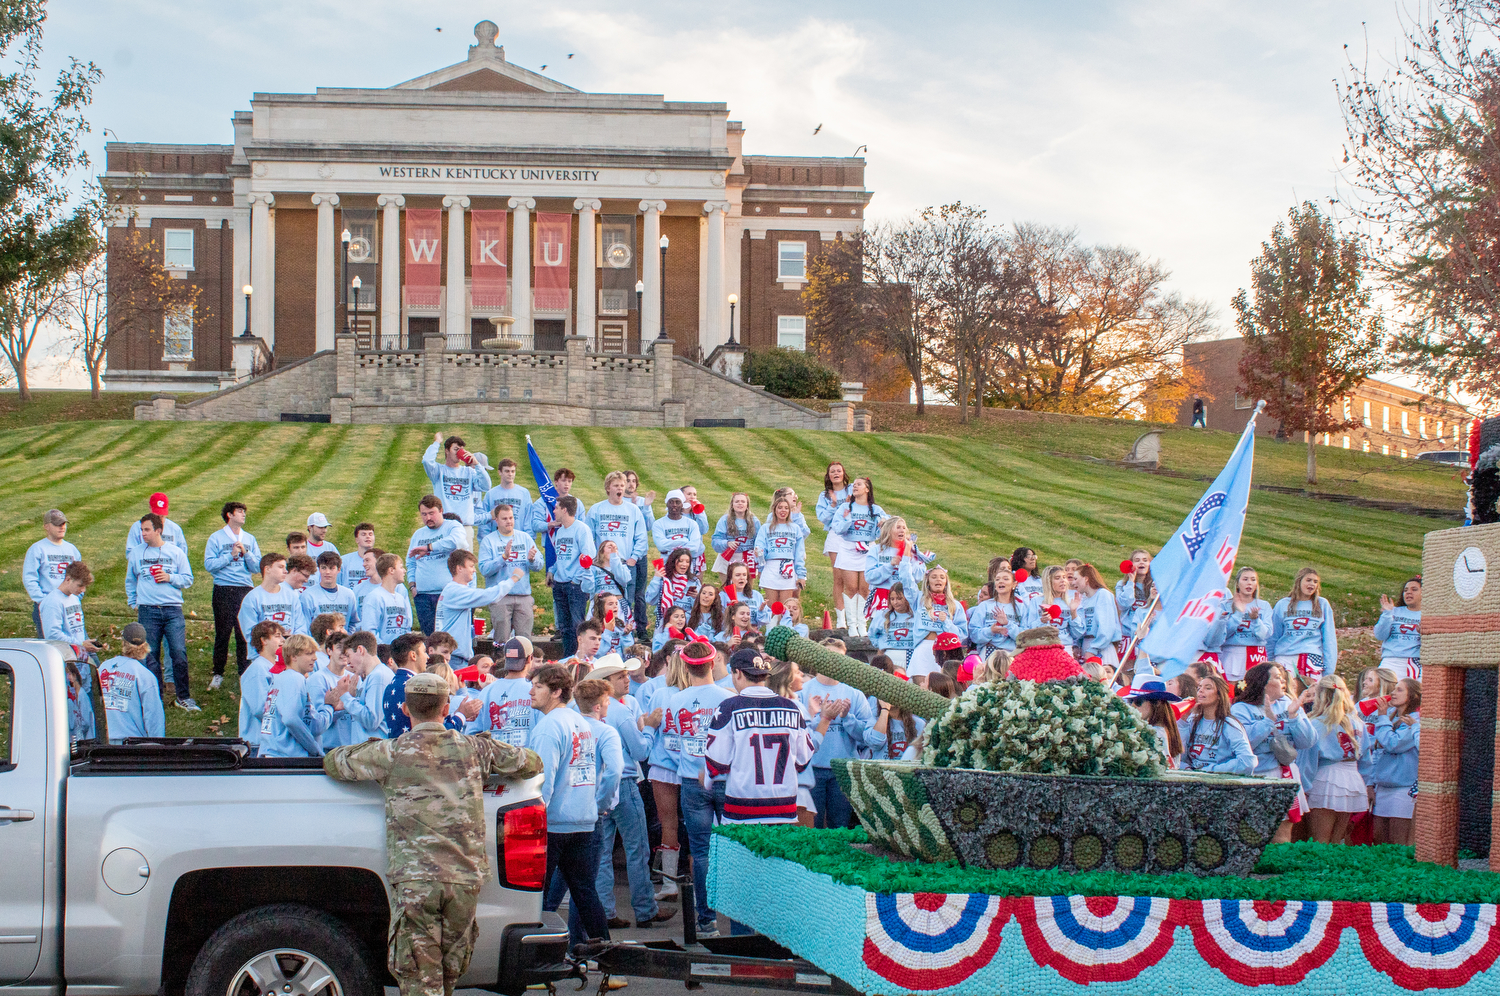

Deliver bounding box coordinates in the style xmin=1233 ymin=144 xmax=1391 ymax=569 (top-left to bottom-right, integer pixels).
xmin=501 ymin=803 xmax=547 ymax=890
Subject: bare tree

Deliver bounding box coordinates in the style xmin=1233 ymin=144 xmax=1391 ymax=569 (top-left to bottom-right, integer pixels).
xmin=60 ymin=254 xmax=105 ymax=397
xmin=0 ymin=272 xmax=65 ymax=399
xmin=924 ymin=203 xmax=1002 ymax=423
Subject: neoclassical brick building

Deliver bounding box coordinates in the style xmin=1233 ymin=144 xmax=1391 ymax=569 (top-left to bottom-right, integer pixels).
xmin=102 ymin=20 xmax=873 ymax=396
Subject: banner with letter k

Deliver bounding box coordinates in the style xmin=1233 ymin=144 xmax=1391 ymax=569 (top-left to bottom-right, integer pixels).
xmin=471 ymin=210 xmax=509 ymax=309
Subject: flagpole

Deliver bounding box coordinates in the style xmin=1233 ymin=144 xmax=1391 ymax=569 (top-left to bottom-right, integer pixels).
xmin=1119 ymin=590 xmax=1162 ymax=671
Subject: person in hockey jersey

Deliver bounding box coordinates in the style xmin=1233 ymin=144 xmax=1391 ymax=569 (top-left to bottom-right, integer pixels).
xmin=423 ymin=431 xmax=492 ymax=539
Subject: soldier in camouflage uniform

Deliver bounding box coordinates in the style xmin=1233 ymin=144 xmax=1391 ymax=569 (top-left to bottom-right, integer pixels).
xmin=324 ymin=671 xmax=543 ymax=996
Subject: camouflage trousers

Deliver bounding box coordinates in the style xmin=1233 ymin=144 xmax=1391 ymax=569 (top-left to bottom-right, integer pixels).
xmin=388 ymin=880 xmax=481 ymax=996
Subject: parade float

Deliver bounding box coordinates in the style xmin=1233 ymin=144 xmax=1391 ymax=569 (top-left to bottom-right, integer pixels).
xmin=706 ymin=550 xmax=1500 ymax=996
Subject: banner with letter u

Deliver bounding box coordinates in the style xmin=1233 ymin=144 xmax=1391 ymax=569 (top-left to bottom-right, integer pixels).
xmin=471 ymin=209 xmax=508 ymax=309
xmin=403 ymin=208 xmax=442 ymax=309
xmin=533 ymin=212 xmax=572 ymax=312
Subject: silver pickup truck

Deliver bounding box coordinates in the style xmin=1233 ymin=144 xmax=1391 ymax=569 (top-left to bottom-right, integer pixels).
xmin=0 ymin=639 xmax=572 ymax=996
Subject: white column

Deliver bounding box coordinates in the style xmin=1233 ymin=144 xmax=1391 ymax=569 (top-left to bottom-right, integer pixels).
xmin=248 ymin=193 xmax=275 ymax=348
xmin=443 ymin=195 xmax=470 ymax=342
xmin=508 ymin=196 xmax=535 ymax=337
xmin=640 ymin=199 xmax=666 ymax=341
xmin=311 ymin=193 xmax=339 ymax=352
xmin=574 ymin=198 xmax=600 ymax=344
xmin=377 ymin=194 xmax=404 ymax=344
xmin=231 ymin=198 xmax=250 ymax=338
xmin=703 ymin=201 xmax=729 ymax=352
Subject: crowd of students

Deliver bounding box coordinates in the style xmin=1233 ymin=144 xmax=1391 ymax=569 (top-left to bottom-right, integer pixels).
xmin=23 ymin=442 xmax=1426 ymax=943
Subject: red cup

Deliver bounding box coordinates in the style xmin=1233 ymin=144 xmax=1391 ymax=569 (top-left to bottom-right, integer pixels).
xmin=473 ymin=618 xmax=486 ymax=637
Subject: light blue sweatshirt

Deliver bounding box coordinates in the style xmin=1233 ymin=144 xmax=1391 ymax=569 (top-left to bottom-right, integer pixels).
xmin=340 ymin=663 xmax=394 ymax=741
xmin=339 ymin=549 xmax=371 ymax=589
xmin=830 ymin=502 xmax=888 ymax=546
xmin=598 ymin=624 xmax=635 ymax=659
xmin=480 ymin=482 xmax=535 ymax=541
xmin=407 ymin=519 xmax=465 ymax=593
xmin=423 ymin=441 xmax=492 ymax=526
xmin=96 ymin=655 xmax=166 ymax=740
xmin=1373 ymin=607 xmax=1422 ymax=660
xmin=1115 ymin=577 xmax=1153 ymax=640
xmin=238 ymin=584 xmax=307 ymax=641
xmin=1065 ymin=588 xmax=1123 ymax=656
xmin=1369 ymin=711 xmax=1420 ymax=789
xmin=814 ymin=487 xmax=850 ymax=531
xmin=651 ymin=515 xmax=704 ymax=559
xmin=260 ymin=668 xmax=332 ymax=757
xmin=864 ymin=545 xmax=930 ymax=590
xmin=468 ymin=676 xmax=541 ymax=746
xmin=38 ymin=589 xmax=88 ymax=645
xmin=711 ymin=514 xmax=760 ymax=559
xmin=581 ymin=559 xmax=632 ymax=601
xmin=720 ymin=588 xmax=770 ymax=629
xmin=1311 ymin=717 xmax=1368 ymax=771
xmin=754 ymin=522 xmax=808 ymax=585
xmin=798 ymin=680 xmax=884 ymax=768
xmin=967 ymin=598 xmax=1039 ymax=655
xmin=204 ymin=526 xmax=262 ymax=588
xmin=305 ymin=665 xmax=355 ymax=748
xmin=1176 ymin=714 xmax=1255 ymax=774
xmin=549 ymin=520 xmax=597 ymax=584
xmin=302 ymin=583 xmax=361 ymax=631
xmin=127 ymin=517 xmax=188 ymax=559
xmin=661 ymin=683 xmax=734 ymax=782
xmin=435 ymin=575 xmax=518 ymax=660
xmin=912 ymin=596 xmax=968 ymax=645
xmin=238 ymin=656 xmax=275 ymax=746
xmin=1269 ymin=597 xmax=1339 ymax=674
xmin=606 ymin=693 xmax=651 ymax=778
xmin=1208 ymin=598 xmax=1274 ymax=649
xmin=1228 ymin=696 xmax=1318 ymax=776
xmin=584 ymin=714 xmax=624 ymax=811
xmin=478 ymin=529 xmax=545 ymax=596
xmin=588 ymin=499 xmax=648 ymax=561
xmin=23 ymin=537 xmax=81 ymax=601
xmin=630 ymin=495 xmax=655 ymax=538
xmin=126 ymin=543 xmax=194 ymax=608
xmin=360 ymin=585 xmax=415 ymax=644
xmin=532 ymin=706 xmax=600 ymax=832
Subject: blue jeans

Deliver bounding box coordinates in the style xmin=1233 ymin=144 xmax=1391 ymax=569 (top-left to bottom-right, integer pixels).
xmin=811 ymin=767 xmax=853 ymax=830
xmin=681 ymin=777 xmax=725 ymax=927
xmin=631 ymin=559 xmax=649 ymax=638
xmin=553 ymin=581 xmax=587 ymax=657
xmin=596 ymin=779 xmax=656 ymax=922
xmin=546 ymin=831 xmax=610 ymax=946
xmin=139 ymin=604 xmax=190 ymax=698
xmin=413 ymin=592 xmax=440 ymax=635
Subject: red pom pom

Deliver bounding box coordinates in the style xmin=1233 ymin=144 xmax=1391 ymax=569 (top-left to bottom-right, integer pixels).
xmin=1045 ymin=604 xmax=1063 ymax=622
xmin=771 ymin=601 xmax=786 ymax=615
xmin=579 ymin=555 xmax=593 ymax=569
xmin=1013 ymin=568 xmax=1030 ymax=583
xmin=668 ymin=626 xmax=684 ymax=639
xmin=652 ymin=558 xmax=664 ymax=570
xmin=1120 ymin=559 xmax=1135 ymax=575
xmin=691 ymin=503 xmax=705 ymax=515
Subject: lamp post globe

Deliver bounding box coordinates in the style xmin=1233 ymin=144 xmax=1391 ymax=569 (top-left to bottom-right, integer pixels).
xmin=350 ymin=276 xmax=361 ymax=333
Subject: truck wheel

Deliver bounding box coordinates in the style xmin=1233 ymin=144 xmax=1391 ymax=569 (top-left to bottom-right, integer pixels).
xmin=185 ymin=903 xmax=380 ymax=996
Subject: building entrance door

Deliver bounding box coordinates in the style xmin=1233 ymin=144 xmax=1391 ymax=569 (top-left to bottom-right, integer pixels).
xmin=597 ymin=321 xmax=627 ymax=354
xmin=407 ymin=316 xmax=438 ymax=350
xmin=534 ymin=319 xmax=566 ymax=352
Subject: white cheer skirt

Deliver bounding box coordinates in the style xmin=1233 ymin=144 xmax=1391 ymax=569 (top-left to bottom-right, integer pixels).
xmin=907 ymin=641 xmax=939 ymax=679
xmin=1307 ymin=760 xmax=1368 ymax=813
xmin=834 ymin=548 xmax=869 ymax=572
xmin=648 ymin=764 xmax=680 ymax=786
xmin=1373 ymin=783 xmax=1415 ymax=819
xmin=823 ymin=531 xmax=847 ymax=556
xmin=1380 ymin=656 xmax=1421 ymax=681
xmin=797 ymin=786 xmax=817 ymax=815
xmin=1219 ymin=645 xmax=1266 ymax=683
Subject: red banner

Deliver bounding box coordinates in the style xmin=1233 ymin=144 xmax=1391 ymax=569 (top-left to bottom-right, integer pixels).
xmin=533 ymin=212 xmax=571 ymax=312
xmin=470 ymin=209 xmax=508 ymax=309
xmin=404 ymin=208 xmax=442 ymax=309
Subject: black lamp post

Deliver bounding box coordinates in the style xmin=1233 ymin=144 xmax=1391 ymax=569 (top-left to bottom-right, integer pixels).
xmin=240 ymin=284 xmax=253 ymax=337
xmin=635 ymin=279 xmax=644 ymax=349
xmin=658 ymin=235 xmax=669 ymax=339
xmin=350 ymin=276 xmax=361 ymax=334
xmin=727 ymin=293 xmax=738 ymax=345
xmin=340 ymin=227 xmax=351 ymax=333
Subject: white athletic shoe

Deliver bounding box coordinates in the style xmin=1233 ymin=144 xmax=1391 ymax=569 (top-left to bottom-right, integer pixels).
xmin=208 ymin=675 xmax=223 ymax=691
xmin=174 ymin=698 xmax=202 ymax=712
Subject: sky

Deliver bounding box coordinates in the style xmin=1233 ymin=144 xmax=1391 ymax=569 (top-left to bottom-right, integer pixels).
xmin=25 ymin=0 xmax=1409 ymax=389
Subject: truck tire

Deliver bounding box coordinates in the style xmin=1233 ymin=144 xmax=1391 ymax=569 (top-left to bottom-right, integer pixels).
xmin=185 ymin=903 xmax=380 ymax=996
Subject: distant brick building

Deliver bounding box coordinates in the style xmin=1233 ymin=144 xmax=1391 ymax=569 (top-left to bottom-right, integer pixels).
xmin=1180 ymin=338 xmax=1473 ymax=457
xmin=100 ymin=21 xmax=874 ymax=393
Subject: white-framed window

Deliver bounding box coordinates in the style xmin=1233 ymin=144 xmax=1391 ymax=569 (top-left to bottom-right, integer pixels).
xmin=1323 ymin=433 xmax=1331 ymax=446
xmin=164 ymin=305 xmax=193 ymax=360
xmin=1343 ymin=436 xmax=1350 ymax=449
xmin=1363 ymin=400 xmax=1371 ymax=426
xmin=1382 ymin=443 xmax=1390 ymax=455
xmin=1437 ymin=420 xmax=1445 ymax=441
xmin=1401 ymin=448 xmax=1408 ymax=458
xmin=1233 ymin=392 xmax=1252 ymax=410
xmin=1343 ymin=398 xmax=1351 ymax=420
xmin=777 ymin=315 xmax=807 ymax=350
xmin=1401 ymin=410 xmax=1410 ymax=435
xmin=163 ymin=229 xmax=194 ymax=269
xmin=1382 ymin=406 xmax=1390 ymax=431
xmin=1419 ymin=415 xmax=1427 ymax=438
xmin=1363 ymin=440 xmax=1371 ymax=452
xmin=778 ymin=241 xmax=807 ymax=280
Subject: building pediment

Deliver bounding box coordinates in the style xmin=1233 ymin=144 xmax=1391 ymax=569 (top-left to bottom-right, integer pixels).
xmin=392 ymin=20 xmax=579 ymax=94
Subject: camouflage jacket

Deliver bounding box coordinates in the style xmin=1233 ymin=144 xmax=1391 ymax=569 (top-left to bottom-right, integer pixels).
xmin=324 ymin=722 xmax=543 ymax=885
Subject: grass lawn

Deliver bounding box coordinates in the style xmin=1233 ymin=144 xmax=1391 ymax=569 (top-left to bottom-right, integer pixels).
xmin=0 ymin=407 xmax=1445 ymax=736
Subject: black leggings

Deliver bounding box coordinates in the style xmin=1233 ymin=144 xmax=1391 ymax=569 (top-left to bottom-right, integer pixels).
xmin=212 ymin=584 xmax=252 ymax=676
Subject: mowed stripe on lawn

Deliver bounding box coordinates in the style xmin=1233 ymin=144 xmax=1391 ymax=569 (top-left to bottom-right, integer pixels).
xmin=0 ymin=423 xmax=1431 ymax=634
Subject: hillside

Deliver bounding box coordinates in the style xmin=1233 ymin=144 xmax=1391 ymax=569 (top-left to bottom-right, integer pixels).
xmin=0 ymin=414 xmax=1446 ymax=735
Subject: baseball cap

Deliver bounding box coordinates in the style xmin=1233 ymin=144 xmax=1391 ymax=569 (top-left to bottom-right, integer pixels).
xmin=43 ymin=509 xmax=67 ymax=526
xmin=729 ymin=647 xmax=771 ymax=678
xmin=502 ymin=636 xmax=528 ymax=671
xmin=406 ymin=672 xmax=448 ymax=695
xmin=516 ymin=635 xmax=534 ymax=658
xmin=585 ymin=653 xmax=640 ymax=681
xmin=121 ymin=622 xmax=148 ymax=644
xmin=934 ymin=633 xmax=963 ymax=652
xmin=665 ymin=489 xmax=686 ymax=506
xmin=149 ymin=492 xmax=169 ymax=514
xmin=307 ymin=512 xmax=330 ymax=528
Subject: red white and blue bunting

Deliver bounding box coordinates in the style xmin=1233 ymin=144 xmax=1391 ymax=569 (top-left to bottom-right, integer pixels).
xmin=1187 ymin=899 xmax=1343 ymax=986
xmin=861 ymin=892 xmax=1007 ymax=991
xmin=1012 ymin=895 xmax=1177 ymax=984
xmin=1352 ymin=903 xmax=1500 ymax=991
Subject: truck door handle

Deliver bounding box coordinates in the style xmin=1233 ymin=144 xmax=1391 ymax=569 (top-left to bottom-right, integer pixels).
xmin=0 ymin=808 xmax=36 ymax=822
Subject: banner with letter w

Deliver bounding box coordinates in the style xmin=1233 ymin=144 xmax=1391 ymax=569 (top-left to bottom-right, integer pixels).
xmin=471 ymin=209 xmax=508 ymax=309
xmin=404 ymin=208 xmax=442 ymax=310
xmin=1139 ymin=402 xmax=1263 ymax=678
xmin=533 ymin=213 xmax=572 ymax=312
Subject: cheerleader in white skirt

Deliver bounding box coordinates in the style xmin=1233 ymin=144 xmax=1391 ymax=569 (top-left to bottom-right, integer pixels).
xmin=1304 ymin=675 xmax=1369 ymax=844
xmin=816 ymin=462 xmax=852 ymax=626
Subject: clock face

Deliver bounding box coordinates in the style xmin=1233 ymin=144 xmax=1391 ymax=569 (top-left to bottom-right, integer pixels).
xmin=1455 ymin=545 xmax=1488 ymax=601
xmin=605 ymin=242 xmax=633 ymax=268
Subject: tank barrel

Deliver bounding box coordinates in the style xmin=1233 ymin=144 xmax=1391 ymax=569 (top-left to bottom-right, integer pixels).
xmin=764 ymin=626 xmax=952 ymax=721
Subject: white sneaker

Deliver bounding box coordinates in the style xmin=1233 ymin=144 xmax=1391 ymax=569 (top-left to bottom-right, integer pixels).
xmin=208 ymin=675 xmax=223 ymax=691
xmin=174 ymin=698 xmax=202 ymax=712
xmin=695 ymin=923 xmax=721 ymax=939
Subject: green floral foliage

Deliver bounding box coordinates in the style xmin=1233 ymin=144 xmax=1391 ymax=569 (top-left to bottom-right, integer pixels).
xmin=922 ymin=676 xmax=1165 ymax=778
xmin=834 ymin=758 xmax=956 ymax=863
